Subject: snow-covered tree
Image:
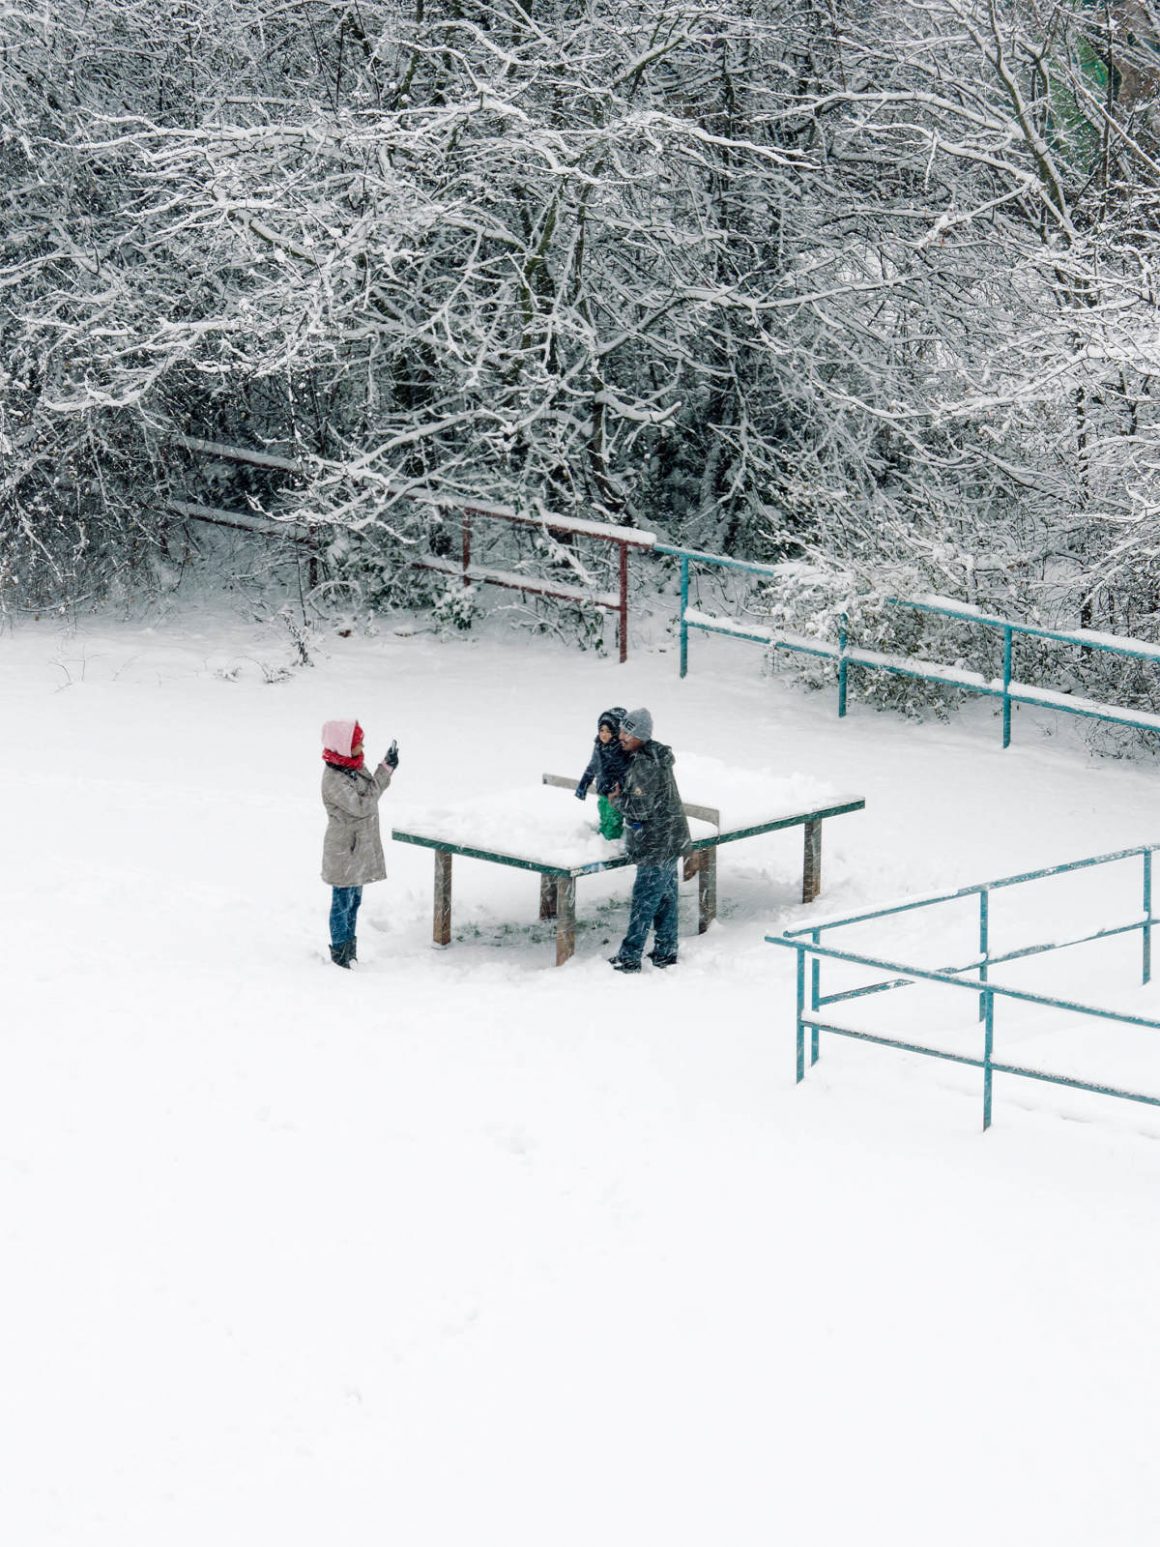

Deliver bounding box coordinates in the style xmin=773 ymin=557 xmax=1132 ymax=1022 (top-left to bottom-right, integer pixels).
xmin=4 ymin=0 xmax=1160 ymax=689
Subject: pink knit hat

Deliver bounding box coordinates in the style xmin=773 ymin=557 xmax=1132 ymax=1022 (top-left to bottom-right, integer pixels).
xmin=321 ymin=719 xmax=361 ymax=757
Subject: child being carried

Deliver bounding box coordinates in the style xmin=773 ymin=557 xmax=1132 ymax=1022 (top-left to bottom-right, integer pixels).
xmin=574 ymin=705 xmax=630 ymax=841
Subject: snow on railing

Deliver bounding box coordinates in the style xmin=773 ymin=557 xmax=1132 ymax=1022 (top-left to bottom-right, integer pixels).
xmin=668 ymin=546 xmax=1160 ymax=749
xmin=164 ymin=458 xmax=1160 ymax=728
xmin=169 ymin=435 xmax=653 ymax=662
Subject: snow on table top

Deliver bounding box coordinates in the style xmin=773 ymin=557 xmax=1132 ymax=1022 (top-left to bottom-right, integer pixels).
xmin=676 ymin=753 xmax=858 ymax=827
xmin=391 ymin=754 xmax=861 ymax=870
xmin=393 ymin=783 xmax=646 ymax=868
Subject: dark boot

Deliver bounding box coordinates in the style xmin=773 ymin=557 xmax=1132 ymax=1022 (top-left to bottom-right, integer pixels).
xmin=608 ymin=955 xmax=641 ymax=973
xmin=647 ymin=949 xmax=678 ymax=968
xmin=330 ymin=943 xmax=351 ymax=969
xmin=348 ymin=936 xmax=358 ymax=964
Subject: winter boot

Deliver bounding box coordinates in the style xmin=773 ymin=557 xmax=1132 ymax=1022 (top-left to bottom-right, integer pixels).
xmin=348 ymin=936 xmax=358 ymax=964
xmin=330 ymin=943 xmax=351 ymax=969
xmin=647 ymin=949 xmax=678 ymax=969
xmin=608 ymin=955 xmax=641 ymax=973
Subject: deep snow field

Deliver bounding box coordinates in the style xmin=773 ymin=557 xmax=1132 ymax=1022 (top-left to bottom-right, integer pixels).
xmin=5 ymin=601 xmax=1160 ymax=1546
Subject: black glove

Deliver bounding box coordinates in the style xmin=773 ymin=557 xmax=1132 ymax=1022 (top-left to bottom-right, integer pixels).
xmin=385 ymin=740 xmax=399 ymax=768
xmin=575 ymin=784 xmax=587 ymax=800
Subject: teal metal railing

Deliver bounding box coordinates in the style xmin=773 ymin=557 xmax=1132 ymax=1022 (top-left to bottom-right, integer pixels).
xmin=656 ymin=543 xmax=785 ymax=681
xmin=766 ymin=845 xmax=1160 ymax=1130
xmin=659 ymin=544 xmax=1160 ymax=747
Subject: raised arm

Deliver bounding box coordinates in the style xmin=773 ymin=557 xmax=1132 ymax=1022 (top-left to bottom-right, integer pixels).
xmin=326 ymin=763 xmax=393 ymax=818
xmin=576 ymin=748 xmax=600 ymax=798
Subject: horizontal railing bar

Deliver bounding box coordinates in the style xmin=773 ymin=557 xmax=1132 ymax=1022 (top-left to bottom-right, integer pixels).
xmin=761 ymin=637 xmax=842 ymax=661
xmin=681 ymin=587 xmax=1160 ymax=738
xmin=843 ymin=654 xmax=1003 ymax=697
xmin=836 ymin=657 xmax=1160 ymax=730
xmin=771 ymin=936 xmax=1160 ymax=1028
xmin=814 ymin=917 xmax=1147 ymax=1003
xmin=173 ymin=434 xmax=305 ymax=472
xmin=802 ymin=1020 xmax=1160 ymax=1109
xmin=682 ymin=610 xmax=841 ymax=660
xmin=830 ymin=651 xmax=1160 ymax=733
xmin=801 ymin=1019 xmax=986 ymax=1069
xmin=688 ymin=621 xmax=836 ymax=657
xmin=655 ymin=543 xmax=782 ymax=578
xmin=175 ymin=434 xmax=656 ymax=546
xmin=684 ymin=598 xmax=1160 ymax=703
xmin=456 ymin=507 xmax=657 ymax=546
xmin=1008 ymin=690 xmax=1160 ymax=731
xmin=165 ymin=497 xmax=314 ymax=541
xmin=989 ymin=1060 xmax=1160 ymax=1108
xmin=816 ymin=955 xmax=1001 ymax=1006
xmin=817 ymin=976 xmax=916 ymax=1005
xmin=410 ymin=556 xmax=619 ymax=609
xmin=984 ymin=918 xmax=1146 ymax=968
xmin=892 ymin=596 xmax=1160 ymax=664
xmin=783 ymin=846 xmax=1157 ymax=938
xmin=784 ymin=884 xmax=989 ymax=935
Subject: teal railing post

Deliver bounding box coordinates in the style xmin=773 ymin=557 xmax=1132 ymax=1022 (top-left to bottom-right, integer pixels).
xmin=1144 ymin=849 xmax=1153 ymax=986
xmin=838 ymin=613 xmax=849 ymax=718
xmin=1001 ymin=627 xmax=1013 ymax=748
xmin=978 ymin=889 xmax=990 ymax=1022
xmin=679 ymin=555 xmax=690 ymax=679
xmin=810 ymin=928 xmax=822 ymax=1066
xmin=795 ymin=943 xmax=806 ymax=1083
xmin=982 ymin=987 xmax=995 ymax=1130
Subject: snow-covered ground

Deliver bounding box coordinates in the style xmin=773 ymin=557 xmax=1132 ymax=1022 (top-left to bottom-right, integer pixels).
xmin=5 ymin=604 xmax=1160 ymax=1546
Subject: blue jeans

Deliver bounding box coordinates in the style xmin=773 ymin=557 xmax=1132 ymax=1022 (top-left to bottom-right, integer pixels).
xmin=329 ymin=885 xmax=363 ymax=947
xmin=617 ymin=862 xmax=679 ymax=964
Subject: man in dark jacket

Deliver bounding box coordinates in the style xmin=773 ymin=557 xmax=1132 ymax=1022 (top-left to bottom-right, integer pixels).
xmin=608 ymin=707 xmax=691 ymax=972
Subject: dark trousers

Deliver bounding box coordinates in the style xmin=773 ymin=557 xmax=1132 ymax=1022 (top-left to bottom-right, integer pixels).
xmin=618 ymin=862 xmax=679 ymax=964
xmin=329 ymin=885 xmax=363 ymax=946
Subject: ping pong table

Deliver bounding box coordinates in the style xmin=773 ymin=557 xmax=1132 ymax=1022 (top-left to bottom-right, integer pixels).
xmin=391 ymin=772 xmax=865 ymax=966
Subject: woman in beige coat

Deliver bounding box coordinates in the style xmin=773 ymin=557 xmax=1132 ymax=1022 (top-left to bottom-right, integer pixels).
xmin=321 ymin=718 xmax=398 ymax=967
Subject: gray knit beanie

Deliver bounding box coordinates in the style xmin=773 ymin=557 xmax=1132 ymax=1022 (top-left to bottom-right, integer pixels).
xmin=620 ymin=707 xmax=653 ymax=741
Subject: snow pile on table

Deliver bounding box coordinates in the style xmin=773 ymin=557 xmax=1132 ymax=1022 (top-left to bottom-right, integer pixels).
xmin=393 ymin=783 xmax=627 ymax=867
xmin=674 ymin=752 xmax=854 ymax=826
xmin=392 ymin=754 xmax=847 ymax=868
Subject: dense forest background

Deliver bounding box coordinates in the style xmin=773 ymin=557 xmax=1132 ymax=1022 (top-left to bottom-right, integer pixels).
xmin=4 ymin=0 xmax=1160 ymax=693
